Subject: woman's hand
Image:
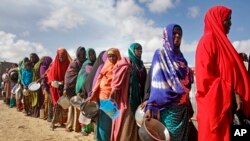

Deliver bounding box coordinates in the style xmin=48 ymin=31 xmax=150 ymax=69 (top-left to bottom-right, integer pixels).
xmin=110 ymin=90 xmax=118 ymax=100
xmin=235 ymin=93 xmax=243 ymax=112
xmin=144 ymin=109 xmax=160 ymax=120
xmin=63 ymin=90 xmax=67 ymax=96
xmin=140 ymin=100 xmax=147 ymax=109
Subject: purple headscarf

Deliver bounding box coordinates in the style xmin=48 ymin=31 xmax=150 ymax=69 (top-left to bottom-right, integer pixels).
xmin=147 ymin=24 xmax=193 ymax=111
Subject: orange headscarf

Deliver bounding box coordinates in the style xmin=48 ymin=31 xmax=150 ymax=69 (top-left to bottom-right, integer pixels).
xmin=92 ymin=48 xmax=121 ymax=100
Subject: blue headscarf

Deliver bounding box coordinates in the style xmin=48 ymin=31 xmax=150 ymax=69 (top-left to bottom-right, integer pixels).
xmin=147 ymin=24 xmax=193 ymax=111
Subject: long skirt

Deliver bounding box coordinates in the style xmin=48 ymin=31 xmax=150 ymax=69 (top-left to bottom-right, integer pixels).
xmin=66 ymin=105 xmax=80 ymax=132
xmin=96 ymin=100 xmax=112 ymax=141
xmin=23 ymin=94 xmax=32 ymax=115
xmin=51 ymin=104 xmax=68 ymax=130
xmin=111 ymin=105 xmax=139 ymax=141
xmin=160 ymin=104 xmax=189 ymax=141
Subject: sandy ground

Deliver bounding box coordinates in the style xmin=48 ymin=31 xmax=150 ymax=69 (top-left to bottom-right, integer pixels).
xmin=0 ymin=98 xmax=94 ymax=141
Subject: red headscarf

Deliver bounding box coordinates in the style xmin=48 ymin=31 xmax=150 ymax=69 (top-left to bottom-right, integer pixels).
xmin=195 ymin=6 xmax=250 ymax=141
xmin=46 ymin=48 xmax=72 ymax=105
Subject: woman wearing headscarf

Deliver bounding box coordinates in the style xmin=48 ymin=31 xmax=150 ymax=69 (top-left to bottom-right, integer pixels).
xmin=145 ymin=24 xmax=193 ymax=141
xmin=16 ymin=57 xmax=29 ymax=112
xmin=21 ymin=61 xmax=34 ymax=116
xmin=89 ymin=48 xmax=121 ymax=141
xmin=75 ymin=48 xmax=96 ymax=135
xmin=75 ymin=48 xmax=96 ymax=98
xmin=195 ymin=6 xmax=250 ymax=141
xmin=110 ymin=43 xmax=147 ymax=141
xmin=29 ymin=53 xmax=42 ymax=118
xmin=64 ymin=46 xmax=86 ymax=132
xmin=46 ymin=48 xmax=72 ymax=130
xmin=39 ymin=56 xmax=53 ymax=120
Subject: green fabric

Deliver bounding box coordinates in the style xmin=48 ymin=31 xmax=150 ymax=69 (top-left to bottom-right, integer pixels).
xmin=86 ymin=48 xmax=96 ymax=60
xmin=128 ymin=43 xmax=143 ymax=68
xmin=129 ymin=69 xmax=141 ymax=114
xmin=30 ymin=57 xmax=43 ymax=107
xmin=160 ymin=105 xmax=189 ymax=141
xmin=128 ymin=43 xmax=143 ymax=114
xmin=75 ymin=48 xmax=96 ymax=94
xmin=82 ymin=122 xmax=94 ymax=133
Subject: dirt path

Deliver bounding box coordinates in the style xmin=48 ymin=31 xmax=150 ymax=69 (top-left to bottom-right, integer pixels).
xmin=0 ymin=99 xmax=94 ymax=141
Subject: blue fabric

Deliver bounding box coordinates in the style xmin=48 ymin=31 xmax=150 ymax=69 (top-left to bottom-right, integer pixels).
xmin=21 ymin=69 xmax=33 ymax=87
xmin=96 ymin=100 xmax=112 ymax=141
xmin=147 ymin=24 xmax=192 ymax=111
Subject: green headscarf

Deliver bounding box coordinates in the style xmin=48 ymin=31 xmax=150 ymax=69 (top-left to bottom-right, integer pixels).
xmin=128 ymin=43 xmax=145 ymax=114
xmin=75 ymin=48 xmax=96 ymax=95
xmin=128 ymin=43 xmax=143 ymax=68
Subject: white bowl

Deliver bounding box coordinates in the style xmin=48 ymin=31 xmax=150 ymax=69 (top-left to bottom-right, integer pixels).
xmin=28 ymin=82 xmax=41 ymax=91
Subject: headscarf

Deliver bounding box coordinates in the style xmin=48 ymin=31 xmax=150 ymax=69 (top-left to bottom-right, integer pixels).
xmin=30 ymin=56 xmax=44 ymax=107
xmin=91 ymin=51 xmax=108 ymax=90
xmin=76 ymin=46 xmax=86 ymax=63
xmin=75 ymin=48 xmax=96 ymax=96
xmin=92 ymin=48 xmax=121 ymax=100
xmin=39 ymin=56 xmax=52 ymax=92
xmin=128 ymin=43 xmax=147 ymax=113
xmin=147 ymin=24 xmax=193 ymax=111
xmin=46 ymin=48 xmax=72 ymax=105
xmin=39 ymin=56 xmax=53 ymax=77
xmin=195 ymin=6 xmax=250 ymax=127
xmin=64 ymin=47 xmax=85 ymax=92
xmin=30 ymin=53 xmax=40 ymax=67
xmin=18 ymin=57 xmax=29 ymax=82
xmin=128 ymin=43 xmax=143 ymax=67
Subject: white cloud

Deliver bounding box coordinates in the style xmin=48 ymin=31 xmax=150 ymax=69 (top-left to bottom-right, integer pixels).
xmin=39 ymin=6 xmax=84 ymax=31
xmin=233 ymin=39 xmax=250 ymax=55
xmin=139 ymin=0 xmax=178 ymax=13
xmin=0 ymin=31 xmax=51 ymax=63
xmin=187 ymin=6 xmax=200 ymax=18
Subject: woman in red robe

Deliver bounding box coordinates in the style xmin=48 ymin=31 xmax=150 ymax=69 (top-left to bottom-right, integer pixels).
xmin=195 ymin=6 xmax=250 ymax=141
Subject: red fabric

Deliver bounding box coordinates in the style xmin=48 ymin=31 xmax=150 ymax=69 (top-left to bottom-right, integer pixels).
xmin=195 ymin=6 xmax=250 ymax=141
xmin=110 ymin=57 xmax=131 ymax=141
xmin=46 ymin=48 xmax=71 ymax=105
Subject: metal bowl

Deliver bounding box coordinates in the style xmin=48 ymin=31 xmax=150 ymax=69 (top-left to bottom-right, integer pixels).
xmin=135 ymin=104 xmax=145 ymax=127
xmin=70 ymin=96 xmax=83 ymax=108
xmin=138 ymin=118 xmax=170 ymax=141
xmin=57 ymin=96 xmax=70 ymax=109
xmin=28 ymin=82 xmax=41 ymax=92
xmin=80 ymin=101 xmax=99 ymax=119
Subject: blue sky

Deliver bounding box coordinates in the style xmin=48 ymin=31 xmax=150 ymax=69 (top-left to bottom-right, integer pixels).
xmin=0 ymin=0 xmax=250 ymax=67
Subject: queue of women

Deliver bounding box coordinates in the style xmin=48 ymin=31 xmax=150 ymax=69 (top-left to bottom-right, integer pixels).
xmin=1 ymin=5 xmax=250 ymax=141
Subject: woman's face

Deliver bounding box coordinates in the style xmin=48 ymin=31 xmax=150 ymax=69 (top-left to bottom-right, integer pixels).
xmin=89 ymin=51 xmax=96 ymax=62
xmin=59 ymin=53 xmax=65 ymax=62
xmin=134 ymin=46 xmax=142 ymax=59
xmin=223 ymin=13 xmax=232 ymax=34
xmin=173 ymin=27 xmax=182 ymax=48
xmin=108 ymin=54 xmax=118 ymax=64
xmin=78 ymin=49 xmax=86 ymax=61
